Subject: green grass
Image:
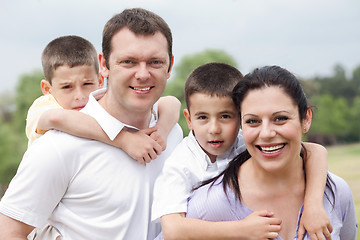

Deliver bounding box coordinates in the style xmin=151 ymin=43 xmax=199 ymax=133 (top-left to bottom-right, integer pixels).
xmin=327 ymin=143 xmax=360 ymax=239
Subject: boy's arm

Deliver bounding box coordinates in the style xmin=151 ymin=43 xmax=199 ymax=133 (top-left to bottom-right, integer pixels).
xmin=150 ymin=96 xmax=181 ymax=151
xmin=298 ymin=142 xmax=332 ymax=240
xmin=0 ymin=213 xmax=34 ymax=240
xmin=37 ymin=109 xmax=162 ymax=164
xmin=161 ymin=211 xmax=281 ymax=240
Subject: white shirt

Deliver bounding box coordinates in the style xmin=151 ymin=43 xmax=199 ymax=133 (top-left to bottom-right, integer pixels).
xmin=151 ymin=130 xmax=245 ymax=222
xmin=0 ymin=89 xmax=183 ymax=240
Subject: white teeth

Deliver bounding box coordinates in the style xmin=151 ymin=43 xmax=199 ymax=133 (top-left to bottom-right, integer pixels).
xmin=261 ymin=144 xmax=284 ymax=153
xmin=133 ymin=87 xmax=151 ymax=91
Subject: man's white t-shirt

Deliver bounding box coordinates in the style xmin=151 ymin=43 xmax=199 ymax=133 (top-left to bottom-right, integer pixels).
xmin=0 ymin=89 xmax=183 ymax=240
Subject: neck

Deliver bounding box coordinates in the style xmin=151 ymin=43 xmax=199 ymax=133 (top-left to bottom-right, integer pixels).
xmin=98 ymin=93 xmax=153 ymax=129
xmin=241 ymin=157 xmax=305 ymax=191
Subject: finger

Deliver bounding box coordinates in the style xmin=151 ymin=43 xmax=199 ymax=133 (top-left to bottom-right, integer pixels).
xmin=268 ymin=217 xmax=282 ymax=226
xmin=323 ymin=228 xmax=332 ymax=240
xmin=137 ymin=157 xmax=145 ymax=165
xmin=315 ymin=231 xmax=325 ymax=240
xmin=147 ymin=150 xmax=158 ymax=162
xmin=268 ymin=224 xmax=281 ymax=232
xmin=153 ymin=143 xmax=163 ymax=156
xmin=257 ymin=210 xmax=274 ymax=217
xmin=140 ymin=126 xmax=158 ymax=136
xmin=327 ymin=223 xmax=333 ymax=233
xmin=308 ymin=232 xmax=319 ymax=240
xmin=267 ymin=232 xmax=279 ymax=239
xmin=297 ymin=225 xmax=305 ymax=240
xmin=143 ymin=153 xmax=152 ymax=163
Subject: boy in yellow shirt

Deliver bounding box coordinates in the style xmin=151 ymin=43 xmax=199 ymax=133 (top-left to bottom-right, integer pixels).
xmin=26 ymin=35 xmax=180 ymax=164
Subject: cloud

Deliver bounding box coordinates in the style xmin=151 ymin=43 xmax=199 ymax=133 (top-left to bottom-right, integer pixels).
xmin=1 ymin=0 xmax=359 ymax=93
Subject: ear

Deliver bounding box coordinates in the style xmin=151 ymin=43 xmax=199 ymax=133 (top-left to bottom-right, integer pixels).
xmin=183 ymin=108 xmax=193 ymax=130
xmin=303 ymin=108 xmax=312 ymax=133
xmin=166 ymin=56 xmax=174 ymax=78
xmin=99 ymin=52 xmax=109 ymax=78
xmin=40 ymin=80 xmax=52 ymax=95
xmin=97 ymin=74 xmax=105 ymax=88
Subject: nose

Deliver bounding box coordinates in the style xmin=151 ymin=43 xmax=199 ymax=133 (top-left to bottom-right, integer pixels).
xmin=74 ymin=88 xmax=87 ymax=101
xmin=259 ymin=121 xmax=276 ymax=139
xmin=209 ymin=119 xmax=221 ymax=135
xmin=135 ymin=62 xmax=150 ymax=81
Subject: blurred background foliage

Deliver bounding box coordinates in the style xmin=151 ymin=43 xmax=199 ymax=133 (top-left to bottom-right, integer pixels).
xmin=0 ymin=49 xmax=359 ymax=193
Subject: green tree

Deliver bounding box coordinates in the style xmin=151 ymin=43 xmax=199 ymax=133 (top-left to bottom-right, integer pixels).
xmin=349 ymin=96 xmax=360 ymax=141
xmin=309 ymin=94 xmax=351 ymax=145
xmin=314 ymin=64 xmax=357 ymax=104
xmin=13 ymin=70 xmax=44 ymax=152
xmin=164 ymin=49 xmax=238 ymax=133
xmin=0 ymin=70 xmax=44 ymax=193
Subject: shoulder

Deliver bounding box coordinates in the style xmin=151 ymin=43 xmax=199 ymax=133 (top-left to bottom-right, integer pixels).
xmin=189 ymin=177 xmax=228 ymax=206
xmin=29 ymin=94 xmax=61 ymax=109
xmin=326 ymin=172 xmax=355 ymax=216
xmin=328 ymin=172 xmax=353 ymax=199
xmin=187 ymin=177 xmax=239 ymax=221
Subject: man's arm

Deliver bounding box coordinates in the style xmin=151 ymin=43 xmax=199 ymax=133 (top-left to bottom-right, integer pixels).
xmin=298 ymin=142 xmax=332 ymax=240
xmin=0 ymin=213 xmax=34 ymax=240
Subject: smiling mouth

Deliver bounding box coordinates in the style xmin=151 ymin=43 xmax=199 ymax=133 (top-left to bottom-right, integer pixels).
xmin=257 ymin=144 xmax=285 ymax=153
xmin=130 ymin=86 xmax=153 ymax=91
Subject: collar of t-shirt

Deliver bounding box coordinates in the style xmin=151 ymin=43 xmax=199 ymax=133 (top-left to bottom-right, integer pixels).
xmin=81 ymin=88 xmax=158 ymax=141
xmin=187 ymin=130 xmax=237 ymax=172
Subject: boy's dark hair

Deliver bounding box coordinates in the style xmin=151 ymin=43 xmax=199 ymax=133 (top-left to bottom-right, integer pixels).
xmin=102 ymin=8 xmax=173 ymax=71
xmin=184 ymin=62 xmax=243 ymax=109
xmin=41 ymin=35 xmax=99 ymax=84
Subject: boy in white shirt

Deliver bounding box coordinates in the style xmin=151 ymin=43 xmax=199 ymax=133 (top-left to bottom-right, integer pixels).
xmin=152 ymin=62 xmax=332 ymax=239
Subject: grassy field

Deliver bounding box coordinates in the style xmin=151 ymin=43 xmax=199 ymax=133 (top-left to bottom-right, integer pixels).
xmin=327 ymin=143 xmax=359 ymax=239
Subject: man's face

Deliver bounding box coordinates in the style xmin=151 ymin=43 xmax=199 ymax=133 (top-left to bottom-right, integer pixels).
xmin=99 ymin=28 xmax=172 ymax=119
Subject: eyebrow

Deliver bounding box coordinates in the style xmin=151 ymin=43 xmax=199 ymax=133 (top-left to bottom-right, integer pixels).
xmin=242 ymin=110 xmax=291 ymax=119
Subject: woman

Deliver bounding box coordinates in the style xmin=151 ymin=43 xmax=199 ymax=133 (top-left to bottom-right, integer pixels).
xmin=186 ymin=66 xmax=357 ymax=239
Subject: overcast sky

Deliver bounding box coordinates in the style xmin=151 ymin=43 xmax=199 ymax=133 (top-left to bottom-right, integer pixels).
xmin=1 ymin=0 xmax=359 ymax=94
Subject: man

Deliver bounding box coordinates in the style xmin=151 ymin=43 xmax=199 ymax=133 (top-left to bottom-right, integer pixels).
xmin=0 ymin=8 xmax=182 ymax=240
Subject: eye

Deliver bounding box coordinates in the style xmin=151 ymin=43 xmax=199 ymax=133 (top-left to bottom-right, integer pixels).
xmin=220 ymin=114 xmax=231 ymax=119
xmin=245 ymin=119 xmax=260 ymax=125
xmin=62 ymin=85 xmax=71 ymax=89
xmin=120 ymin=60 xmax=135 ymax=66
xmin=84 ymin=82 xmax=94 ymax=86
xmin=275 ymin=116 xmax=289 ymax=122
xmin=197 ymin=115 xmax=207 ymax=120
xmin=149 ymin=60 xmax=164 ymax=68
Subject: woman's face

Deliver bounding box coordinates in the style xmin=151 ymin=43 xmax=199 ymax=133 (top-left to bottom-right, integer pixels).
xmin=240 ymin=86 xmax=311 ymax=173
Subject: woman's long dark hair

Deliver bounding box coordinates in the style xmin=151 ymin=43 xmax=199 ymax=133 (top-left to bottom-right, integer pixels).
xmin=195 ymin=66 xmax=335 ymax=205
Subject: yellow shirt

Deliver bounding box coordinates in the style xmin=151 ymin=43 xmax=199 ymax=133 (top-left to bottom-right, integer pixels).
xmin=26 ymin=94 xmax=62 ymax=146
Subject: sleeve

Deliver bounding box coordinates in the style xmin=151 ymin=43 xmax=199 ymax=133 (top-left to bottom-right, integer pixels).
xmin=0 ymin=134 xmax=72 ymax=228
xmin=151 ymin=144 xmax=192 ymax=222
xmin=26 ymin=95 xmax=62 ymax=146
xmin=334 ymin=174 xmax=358 ymax=239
